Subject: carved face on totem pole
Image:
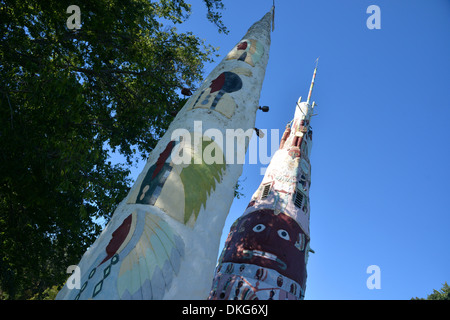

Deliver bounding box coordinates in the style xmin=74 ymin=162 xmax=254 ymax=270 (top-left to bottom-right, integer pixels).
xmin=221 ymin=209 xmax=308 ymax=286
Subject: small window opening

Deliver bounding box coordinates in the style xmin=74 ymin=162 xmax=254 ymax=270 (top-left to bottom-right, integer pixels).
xmin=294 ymin=189 xmax=304 ymax=208
xmin=261 ymin=184 xmax=271 ymax=199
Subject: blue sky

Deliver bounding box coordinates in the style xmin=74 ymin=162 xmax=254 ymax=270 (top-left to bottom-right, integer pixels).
xmin=119 ymin=0 xmax=450 ymax=299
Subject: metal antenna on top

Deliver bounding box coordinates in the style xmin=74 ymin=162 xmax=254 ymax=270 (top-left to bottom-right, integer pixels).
xmin=306 ymin=57 xmax=319 ymax=105
xmin=271 ymin=0 xmax=275 ymax=31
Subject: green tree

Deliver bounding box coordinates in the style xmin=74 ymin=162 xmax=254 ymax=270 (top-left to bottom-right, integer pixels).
xmin=0 ymin=0 xmax=227 ymax=299
xmin=412 ymin=282 xmax=450 ymax=300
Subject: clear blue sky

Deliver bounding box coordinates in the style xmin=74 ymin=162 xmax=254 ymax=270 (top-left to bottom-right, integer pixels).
xmin=119 ymin=0 xmax=450 ymax=300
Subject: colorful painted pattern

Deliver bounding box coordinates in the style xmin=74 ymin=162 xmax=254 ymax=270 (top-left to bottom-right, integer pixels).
xmin=117 ymin=213 xmax=185 ymax=299
xmin=186 ymin=67 xmax=253 ymax=119
xmin=67 ymin=210 xmax=185 ymax=300
xmin=209 ymin=262 xmax=304 ymax=300
xmin=226 ymin=39 xmax=265 ymax=67
xmin=128 ymin=136 xmax=225 ymax=227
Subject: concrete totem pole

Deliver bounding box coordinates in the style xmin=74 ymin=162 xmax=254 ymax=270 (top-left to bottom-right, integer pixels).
xmin=208 ymin=61 xmax=319 ymax=300
xmin=56 ymin=7 xmax=274 ymax=300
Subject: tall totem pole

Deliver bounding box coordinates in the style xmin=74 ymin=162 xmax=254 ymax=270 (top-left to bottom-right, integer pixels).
xmin=56 ymin=7 xmax=274 ymax=300
xmin=208 ymin=61 xmax=319 ymax=300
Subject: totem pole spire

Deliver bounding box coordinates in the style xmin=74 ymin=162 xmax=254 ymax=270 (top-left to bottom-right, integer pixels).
xmin=272 ymin=0 xmax=276 ymax=31
xmin=306 ymin=57 xmax=319 ymax=105
xmin=56 ymin=8 xmax=274 ymax=300
xmin=208 ymin=60 xmax=319 ymax=301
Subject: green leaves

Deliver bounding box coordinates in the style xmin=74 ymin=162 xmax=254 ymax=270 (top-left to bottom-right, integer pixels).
xmin=412 ymin=282 xmax=450 ymax=300
xmin=0 ymin=0 xmax=226 ymax=299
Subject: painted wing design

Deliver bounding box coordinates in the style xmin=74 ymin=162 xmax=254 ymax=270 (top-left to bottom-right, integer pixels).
xmin=117 ymin=212 xmax=185 ymax=299
xmin=179 ymin=137 xmax=226 ymax=225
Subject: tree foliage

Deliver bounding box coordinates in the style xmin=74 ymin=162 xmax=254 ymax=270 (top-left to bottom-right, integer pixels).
xmin=412 ymin=282 xmax=450 ymax=300
xmin=0 ymin=0 xmax=226 ymax=299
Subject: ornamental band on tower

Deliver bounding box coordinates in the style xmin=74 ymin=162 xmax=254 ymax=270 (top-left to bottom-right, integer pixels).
xmin=56 ymin=7 xmax=274 ymax=300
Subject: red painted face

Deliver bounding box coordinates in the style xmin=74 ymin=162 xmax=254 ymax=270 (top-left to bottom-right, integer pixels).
xmin=221 ymin=209 xmax=308 ymax=286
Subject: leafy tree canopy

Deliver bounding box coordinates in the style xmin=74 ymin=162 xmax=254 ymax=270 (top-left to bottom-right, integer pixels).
xmin=0 ymin=0 xmax=226 ymax=299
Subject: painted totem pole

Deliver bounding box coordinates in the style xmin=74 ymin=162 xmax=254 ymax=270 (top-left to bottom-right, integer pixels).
xmin=56 ymin=8 xmax=274 ymax=300
xmin=208 ymin=61 xmax=319 ymax=300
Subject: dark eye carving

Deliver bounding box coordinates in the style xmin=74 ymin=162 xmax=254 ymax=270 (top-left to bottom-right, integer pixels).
xmin=252 ymin=224 xmax=266 ymax=232
xmin=277 ymin=229 xmax=290 ymax=240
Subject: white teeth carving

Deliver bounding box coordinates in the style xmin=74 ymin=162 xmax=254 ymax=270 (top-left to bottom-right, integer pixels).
xmin=242 ymin=249 xmax=287 ymax=270
xmin=252 ymin=250 xmax=277 ymax=261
